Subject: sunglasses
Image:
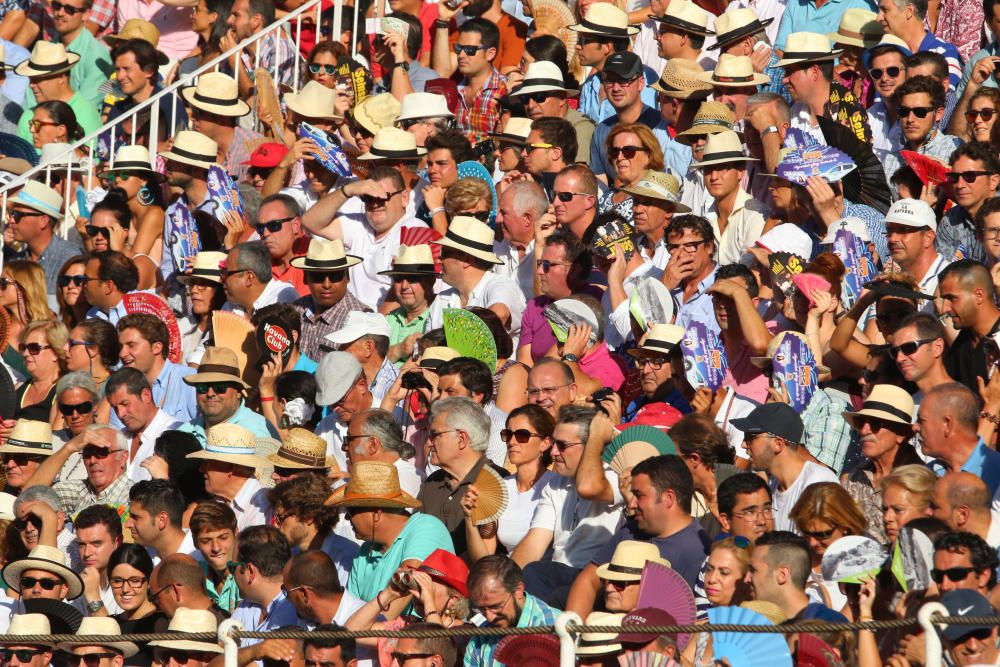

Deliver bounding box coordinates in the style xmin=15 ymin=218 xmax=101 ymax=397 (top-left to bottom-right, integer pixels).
xmin=51 ymin=0 xmax=86 ymax=12
xmin=966 ymin=108 xmax=997 ymax=122
xmin=255 ymin=216 xmax=295 ymax=234
xmin=58 ymin=274 xmax=87 ymax=287
xmin=20 ymin=576 xmax=62 ymax=590
xmin=500 ymin=428 xmax=541 ymax=443
xmin=154 ymin=649 xmax=216 ymax=665
xmin=553 ymin=190 xmax=588 ymax=202
xmin=7 ymin=210 xmax=39 ymax=223
xmin=81 ymin=447 xmax=124 ymax=460
xmin=194 ymin=382 xmax=237 ymax=395
xmin=946 ymin=170 xmax=993 ymax=183
xmin=899 ymin=105 xmax=935 ymax=118
xmin=931 ymin=566 xmax=977 ymax=583
xmin=0 ymin=277 xmax=15 ymax=290
xmin=18 ymin=343 xmax=51 ymax=356
xmin=28 ymin=119 xmax=60 ymax=132
xmin=304 ymin=270 xmax=346 ymax=283
xmin=801 ymin=527 xmax=839 ymax=541
xmin=4 ymin=453 xmax=42 ymax=467
xmin=85 ymin=225 xmax=111 ymax=240
xmin=12 ymin=515 xmax=41 ymax=531
xmin=0 ymin=650 xmax=47 ymax=663
xmin=890 ymin=337 xmax=938 ymax=357
xmin=361 ymin=190 xmax=403 ymax=206
xmin=608 ymin=145 xmax=648 ymax=160
xmin=308 ymin=63 xmax=337 ymax=75
xmin=453 ymin=44 xmax=488 ymax=56
xmin=66 ymin=654 xmax=118 ymax=667
xmin=58 ymin=401 xmax=93 ymax=416
xmin=522 ymin=91 xmax=556 ymax=105
xmin=103 ymin=170 xmax=138 ymax=183
xmin=869 ymin=66 xmax=901 ymax=80
xmin=536 ymin=259 xmax=570 ymax=272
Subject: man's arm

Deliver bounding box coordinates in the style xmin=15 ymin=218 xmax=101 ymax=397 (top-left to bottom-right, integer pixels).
xmin=575 ymin=411 xmax=615 ymax=503
xmin=430 ymin=2 xmax=462 ymax=77
xmin=564 ymin=562 xmax=601 ymax=617
xmin=300 ymin=179 xmax=391 ymax=238
xmin=708 ymin=278 xmax=772 ymax=356
xmin=30 ymin=432 xmax=91 ymax=487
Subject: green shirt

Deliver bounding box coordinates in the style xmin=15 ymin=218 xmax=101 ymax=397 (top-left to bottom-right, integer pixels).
xmin=17 ymin=91 xmax=103 ymax=151
xmin=22 ymin=33 xmax=112 ymax=111
xmin=201 ymin=562 xmax=241 ymax=613
xmin=386 ymin=306 xmax=430 ymax=367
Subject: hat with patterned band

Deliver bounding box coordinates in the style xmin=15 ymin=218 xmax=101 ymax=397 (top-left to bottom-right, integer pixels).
xmin=0 ymin=420 xmax=52 ymax=457
xmin=675 ymin=101 xmax=740 ymax=145
xmin=696 ymin=54 xmax=770 ymax=87
xmin=290 ymin=238 xmax=363 ymax=271
xmin=269 ymin=428 xmax=335 ymax=470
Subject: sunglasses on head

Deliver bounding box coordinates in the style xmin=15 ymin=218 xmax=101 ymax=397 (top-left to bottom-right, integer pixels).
xmin=195 ymin=382 xmax=236 ymax=395
xmin=890 ymin=337 xmax=938 ymax=357
xmin=608 ymin=145 xmax=648 ymax=160
xmin=946 ymin=170 xmax=993 ymax=183
xmin=18 ymin=343 xmax=51 ymax=356
xmin=966 ymin=108 xmax=997 ymax=122
xmin=66 ymin=654 xmax=118 ymax=667
xmin=58 ymin=274 xmax=87 ymax=288
xmin=931 ymin=566 xmax=977 ymax=583
xmin=0 ymin=649 xmax=47 ymax=663
xmin=500 ymin=428 xmax=541 ymax=443
xmin=305 ymin=270 xmax=346 ymax=283
xmin=308 ymin=63 xmax=337 ymax=75
xmin=899 ymin=105 xmax=935 ymax=118
xmin=58 ymin=401 xmax=93 ymax=416
xmin=85 ymin=225 xmax=111 ymax=240
xmin=255 ymin=216 xmax=294 ymax=234
xmin=453 ymin=44 xmax=487 ymax=56
xmin=869 ymin=66 xmax=901 ymax=80
xmin=20 ymin=576 xmax=62 ymax=590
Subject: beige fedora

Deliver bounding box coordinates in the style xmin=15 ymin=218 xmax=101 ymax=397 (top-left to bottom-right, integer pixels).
xmin=356 ymin=127 xmax=427 ymax=161
xmin=711 ymin=7 xmax=773 ymax=49
xmin=627 ymin=323 xmax=685 ymax=359
xmin=509 ymin=60 xmax=577 ymax=96
xmin=827 ymin=9 xmax=882 ymax=49
xmin=2 ymin=545 xmax=84 ymax=599
xmin=351 ymin=93 xmax=401 ymax=135
xmin=651 ymin=58 xmax=712 ymax=99
xmin=0 ymin=420 xmax=52 ymax=457
xmin=3 ymin=614 xmax=54 ymax=648
xmin=39 ymin=143 xmax=86 ymax=173
xmin=775 ymin=31 xmax=843 ymax=67
xmin=750 ymin=331 xmax=831 ymax=373
xmin=289 ymin=238 xmax=362 ymax=271
xmin=284 ymin=80 xmax=341 ymax=120
xmin=268 ymin=427 xmax=335 ymax=470
xmin=691 ymin=129 xmax=757 ymax=168
xmin=182 ymin=72 xmax=251 ymax=117
xmin=675 ymin=101 xmax=739 ymax=145
xmin=697 ymin=54 xmax=770 ymax=87
xmin=324 ymin=460 xmax=422 ymax=509
xmin=104 ymin=18 xmax=171 ymax=64
xmin=176 ymin=250 xmax=227 ymax=286
xmin=160 ymin=130 xmax=218 ymax=169
xmin=396 ymin=92 xmax=454 ymax=122
xmin=187 ymin=423 xmax=269 ymax=468
xmin=622 ymin=171 xmax=691 ymax=212
xmin=182 ymin=347 xmax=250 ymax=389
xmin=595 ymin=540 xmax=671 ymax=582
xmin=419 ymin=346 xmax=460 ymax=370
xmin=15 ymin=41 xmax=79 ymax=77
xmin=489 ymin=117 xmax=533 ymax=145
xmin=433 ymin=216 xmax=502 ymax=264
xmin=655 ymin=0 xmax=714 ymax=36
xmin=570 ymin=3 xmax=638 ymax=37
xmin=377 ymin=244 xmax=440 ymax=276
xmin=99 ymin=145 xmax=165 ymax=182
xmin=576 ymin=612 xmax=624 ymax=656
xmin=843 ymin=384 xmax=914 ymax=429
xmin=57 ymin=617 xmax=138 ymax=657
xmin=9 ymin=180 xmax=64 ymax=219
xmin=148 ymin=608 xmax=223 ymax=654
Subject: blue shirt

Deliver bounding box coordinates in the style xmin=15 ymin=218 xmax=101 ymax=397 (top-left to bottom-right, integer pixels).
xmin=291 ymin=354 xmax=318 ymax=374
xmin=930 ymin=438 xmax=1000 ymax=496
xmin=918 ymin=31 xmax=963 ymax=89
xmin=957 ymin=42 xmax=1000 ymax=97
xmin=231 ymin=591 xmax=301 ymax=644
xmin=464 ymin=592 xmax=558 ymax=667
xmin=590 ymin=105 xmax=687 ymax=180
xmin=672 ymin=267 xmax=719 ymax=336
xmin=179 ymin=401 xmax=281 ymax=446
xmin=0 ymin=39 xmax=28 ymax=108
xmin=153 ymin=360 xmax=199 ymax=423
xmin=774 ymin=0 xmax=876 ymax=51
xmin=578 ymin=65 xmax=659 ymax=124
xmin=593 ymin=518 xmax=712 ymax=589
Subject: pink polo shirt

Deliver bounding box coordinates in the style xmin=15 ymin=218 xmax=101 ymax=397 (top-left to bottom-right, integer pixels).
xmin=580 ymin=344 xmax=627 ymax=392
xmin=116 ymin=0 xmax=197 ymax=61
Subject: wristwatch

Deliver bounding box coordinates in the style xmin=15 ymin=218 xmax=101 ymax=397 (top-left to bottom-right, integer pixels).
xmin=562 ymin=353 xmax=580 ymax=363
xmin=761 ymin=125 xmax=780 ymax=137
xmin=393 ymin=62 xmax=410 ymax=72
xmin=87 ymin=599 xmax=105 ymax=613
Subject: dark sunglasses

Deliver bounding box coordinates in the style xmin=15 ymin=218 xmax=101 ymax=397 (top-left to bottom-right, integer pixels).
xmin=57 ymin=274 xmax=87 ymax=287
xmin=522 ymin=91 xmax=556 ymax=105
xmin=195 ymin=382 xmax=236 ymax=395
xmin=18 ymin=343 xmax=51 ymax=356
xmin=869 ymin=66 xmax=901 ymax=80
xmin=308 ymin=63 xmax=337 ymax=75
xmin=20 ymin=576 xmax=62 ymax=590
xmin=931 ymin=566 xmax=977 ymax=583
xmin=154 ymin=649 xmax=216 ymax=665
xmin=899 ymin=105 xmax=935 ymax=118
xmin=801 ymin=527 xmax=838 ymax=541
xmin=81 ymin=446 xmax=122 ymax=460
xmin=7 ymin=210 xmax=39 ymax=223
xmin=890 ymin=337 xmax=938 ymax=357
xmin=389 ymin=653 xmax=435 ymax=664
xmin=467 ymin=210 xmax=491 ymax=222
xmin=965 ymin=108 xmax=997 ymax=122
xmin=453 ymin=44 xmax=487 ymax=56
xmin=361 ymin=190 xmax=403 ymax=206
xmin=66 ymin=654 xmax=118 ymax=667
xmin=255 ymin=216 xmax=295 ymax=234
xmin=12 ymin=515 xmax=41 ymax=531
xmin=946 ymin=170 xmax=993 ymax=183
xmin=85 ymin=225 xmax=111 ymax=240
xmin=553 ymin=190 xmax=587 ymax=202
xmin=608 ymin=145 xmax=648 ymax=160
xmin=3 ymin=453 xmax=42 ymax=467
xmin=305 ymin=270 xmax=347 ymax=283
xmin=500 ymin=428 xmax=541 ymax=443
xmin=536 ymin=259 xmax=569 ymax=273
xmin=51 ymin=0 xmax=86 ymax=13
xmin=0 ymin=649 xmax=47 ymax=663
xmin=58 ymin=401 xmax=93 ymax=416
xmin=0 ymin=277 xmax=15 ymax=290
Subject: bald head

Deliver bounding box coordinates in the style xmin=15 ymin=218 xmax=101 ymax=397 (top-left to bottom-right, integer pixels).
xmin=924 ymin=383 xmax=980 ymax=434
xmin=154 ymin=554 xmax=207 ymax=591
xmin=284 ymin=551 xmax=342 ymax=596
xmin=944 ymin=472 xmax=991 ymax=514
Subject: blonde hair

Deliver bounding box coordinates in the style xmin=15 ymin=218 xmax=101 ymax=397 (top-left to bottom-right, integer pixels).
xmin=880 ymin=464 xmax=937 ymax=512
xmin=5 ymin=261 xmax=50 ymax=323
xmin=19 ymin=319 xmax=70 ymax=372
xmin=710 ymin=537 xmax=752 ymax=575
xmin=605 ymin=123 xmax=665 ymax=172
xmin=445 ymin=177 xmax=492 ymax=216
xmin=790 ymin=482 xmax=868 ymax=536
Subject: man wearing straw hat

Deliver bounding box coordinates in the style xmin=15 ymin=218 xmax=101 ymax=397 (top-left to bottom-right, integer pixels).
xmin=148 ymin=607 xmax=224 ymax=667
xmin=0 ymin=614 xmax=55 ymax=666
xmin=57 ymin=617 xmax=138 ymax=667
xmin=396 ymin=92 xmax=456 ymax=147
xmin=378 ymin=244 xmax=439 ymax=366
xmin=187 ymin=423 xmax=271 ymax=531
xmin=652 ymin=0 xmax=715 ymax=69
xmin=182 ymin=71 xmax=260 ymax=183
xmin=4 ymin=180 xmax=79 ymax=297
xmin=14 ymin=41 xmax=102 ymax=144
xmin=507 ymin=60 xmax=594 ymax=163
xmin=624 ymin=323 xmax=691 ymax=420
xmin=0 ymin=420 xmax=53 ymax=495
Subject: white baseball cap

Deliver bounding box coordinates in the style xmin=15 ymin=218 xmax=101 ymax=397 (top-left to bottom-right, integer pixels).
xmin=884 ymin=198 xmax=937 ymax=232
xmin=755 ymin=223 xmax=814 ymax=259
xmin=325 ymin=311 xmax=392 ymax=346
xmin=822 ymin=216 xmax=872 ymax=244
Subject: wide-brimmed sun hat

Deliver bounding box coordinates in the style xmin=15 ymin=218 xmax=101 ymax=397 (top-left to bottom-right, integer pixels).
xmin=675 ymin=101 xmax=739 ymax=145
xmin=509 ymin=60 xmax=577 ymax=96
xmin=711 ymin=7 xmax=773 ymax=50
xmin=324 ymin=460 xmax=422 ymax=509
xmin=377 ymin=244 xmax=440 ymax=276
xmin=10 ymin=180 xmax=64 ymax=220
xmin=827 ymin=9 xmax=882 ymax=49
xmin=489 ymin=117 xmax=533 ymax=145
xmin=3 ymin=614 xmax=54 ymax=648
xmin=148 ymin=608 xmax=223 ymax=654
xmin=653 ymin=0 xmax=714 ymax=36
xmin=160 ymin=131 xmax=219 ymax=170
xmin=691 ymin=129 xmax=757 ymax=168
xmin=15 ymin=41 xmax=79 ymax=77
xmin=289 ymin=238 xmax=363 ymax=271
xmin=0 ymin=420 xmax=52 ymax=457
xmin=2 ymin=545 xmax=83 ymax=600
xmin=697 ymin=54 xmax=770 ymax=87
xmin=627 ymin=323 xmax=685 ymax=359
xmin=595 ymin=540 xmax=671 ymax=582
xmin=284 ymin=80 xmax=341 ymax=120
xmin=356 ymin=127 xmax=426 ymax=161
xmin=622 ymin=170 xmax=691 ymax=212
xmin=269 ymin=427 xmax=335 ymax=470
xmin=569 ymin=4 xmax=639 ymax=37
xmin=181 ymin=72 xmax=251 ymax=117
xmin=99 ymin=145 xmax=165 ymax=182
xmin=651 ymin=58 xmax=712 ymax=99
xmin=775 ymin=31 xmax=843 ymax=67
xmin=182 ymin=347 xmax=250 ymax=389
xmin=576 ymin=612 xmax=624 ymax=656
xmin=57 ymin=617 xmax=138 ymax=658
xmin=187 ymin=423 xmax=269 ymax=468
xmin=842 ymin=384 xmax=914 ymax=429
xmin=351 ymin=93 xmax=401 ymax=135
xmin=176 ymin=251 xmax=226 ymax=286
xmin=433 ymin=216 xmax=502 ymax=264
xmin=396 ymin=92 xmax=455 ymax=122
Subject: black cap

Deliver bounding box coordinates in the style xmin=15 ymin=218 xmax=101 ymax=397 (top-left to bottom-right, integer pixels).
xmin=730 ymin=403 xmax=803 ymax=443
xmin=603 ymin=52 xmax=643 ymax=80
xmin=940 ymin=590 xmax=995 ymax=641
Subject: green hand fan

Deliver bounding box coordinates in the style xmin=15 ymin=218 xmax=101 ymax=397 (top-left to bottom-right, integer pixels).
xmin=443 ymin=308 xmax=498 ymax=373
xmin=602 ymin=425 xmax=677 ymax=476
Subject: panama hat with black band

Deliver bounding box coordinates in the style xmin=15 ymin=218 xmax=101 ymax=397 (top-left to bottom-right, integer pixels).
xmin=99 ymin=145 xmax=166 ymax=183
xmin=842 ymin=384 xmax=914 ymax=430
xmin=697 ymin=54 xmax=770 ymax=87
xmin=377 ymin=244 xmax=440 ymax=276
xmin=356 ymin=127 xmax=427 ymax=161
xmin=653 ymin=0 xmax=714 ymax=36
xmin=15 ymin=41 xmax=79 ymax=77
xmin=710 ymin=7 xmax=773 ymax=50
xmin=181 ymin=71 xmax=251 ymax=117
xmin=509 ymin=60 xmax=578 ymax=96
xmin=490 ymin=117 xmax=532 ymax=146
xmin=690 ymin=129 xmax=757 ymax=168
xmin=627 ymin=323 xmax=685 ymax=360
xmin=176 ymin=251 xmax=227 ymax=286
xmin=289 ymin=238 xmax=362 ymax=271
xmin=569 ymin=3 xmax=639 ymax=37
xmin=433 ymin=216 xmax=503 ymax=265
xmin=160 ymin=131 xmax=219 ymax=170
xmin=775 ymin=31 xmax=843 ymax=67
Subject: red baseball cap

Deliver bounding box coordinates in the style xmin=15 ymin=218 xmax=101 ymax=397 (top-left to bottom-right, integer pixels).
xmin=241 ymin=143 xmax=289 ymax=168
xmin=619 ymin=403 xmax=685 ymax=432
xmin=418 ymin=549 xmax=469 ymax=597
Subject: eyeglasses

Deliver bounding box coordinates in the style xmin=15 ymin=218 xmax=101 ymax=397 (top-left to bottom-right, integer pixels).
xmin=732 ymin=504 xmax=773 ymax=520
xmin=220 ymin=268 xmax=250 ymax=281
xmin=255 ymin=216 xmax=295 ymax=234
xmin=523 ymin=142 xmax=554 ymax=152
xmin=899 ymin=105 xmax=935 ymax=118
xmin=272 ymin=510 xmax=293 ymax=525
xmin=195 ymin=382 xmax=236 ymax=395
xmin=305 ymin=270 xmax=347 ymax=284
xmin=58 ymin=274 xmax=87 ymax=288
xmin=608 ymin=145 xmax=649 ymax=160
xmin=946 ymin=171 xmax=993 ymax=183
xmin=18 ymin=343 xmax=51 ymax=356
xmin=148 ymin=583 xmax=172 ymax=605
xmin=666 ymin=239 xmax=707 ymax=252
xmin=639 ymin=356 xmax=671 ymax=370
xmin=553 ymin=190 xmax=589 ymax=202
xmin=428 ymin=429 xmax=457 ymax=442
xmin=602 ymin=75 xmax=641 ymax=89
xmin=890 ymin=337 xmax=938 ymax=357
xmin=526 ymin=384 xmax=570 ymax=398
xmin=550 ymin=438 xmax=584 ymax=451
xmin=472 ymin=592 xmax=513 ymax=616
xmin=109 ymin=576 xmax=146 ymax=589
xmin=500 ymin=428 xmax=541 ymax=443
xmin=308 ymin=63 xmax=337 ymax=75
xmin=869 ymin=66 xmax=901 ymax=80
xmin=58 ymin=401 xmax=93 ymax=416
xmin=85 ymin=225 xmax=111 ymax=240
xmin=20 ymin=576 xmax=63 ymax=590
xmin=454 ymin=44 xmax=488 ymax=56
xmin=226 ymin=560 xmax=247 ymax=572
xmin=801 ymin=526 xmax=839 ymax=541
xmin=66 ymin=654 xmax=118 ymax=667
xmin=361 ymin=190 xmax=403 ymax=206
xmin=966 ymin=108 xmax=997 ymax=122
xmin=0 ymin=649 xmax=47 ymax=664
xmin=931 ymin=566 xmax=978 ymax=583
xmin=81 ymin=447 xmax=124 ymax=460
xmin=536 ymin=259 xmax=570 ymax=272
xmin=389 ymin=653 xmax=436 ymax=665
xmin=6 ymin=210 xmax=39 ymax=223
xmin=983 ymin=226 xmax=1000 ymax=240
xmin=28 ymin=119 xmax=60 ymax=132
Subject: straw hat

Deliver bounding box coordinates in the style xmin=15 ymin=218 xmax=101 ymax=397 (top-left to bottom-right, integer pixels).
xmin=104 ymin=18 xmax=170 ymax=64
xmin=471 ymin=466 xmax=508 ymax=525
xmin=289 ymin=238 xmax=362 ymax=271
xmin=324 ymin=460 xmax=422 ymax=509
xmin=651 ymin=58 xmax=712 ymax=99
xmin=691 ymin=129 xmax=756 ymax=168
xmin=356 ymin=127 xmax=427 ymax=161
xmin=576 ymin=612 xmax=624 ymax=656
xmin=775 ymin=32 xmax=843 ymax=67
xmin=176 ymin=251 xmax=226 ymax=286
xmin=433 ymin=216 xmax=502 ymax=264
xmin=9 ymin=180 xmax=63 ymax=219
xmin=377 ymin=244 xmax=440 ymax=276
xmin=0 ymin=420 xmax=52 ymax=457
xmin=490 ymin=117 xmax=533 ymax=145
xmin=3 ymin=614 xmax=54 ymax=647
xmin=2 ymin=545 xmax=84 ymax=600
xmin=182 ymin=72 xmax=251 ymax=117
xmin=284 ymin=81 xmax=341 ymax=120
xmin=38 ymin=143 xmax=86 ymax=174
xmin=148 ymin=608 xmax=223 ymax=654
xmin=862 ymin=33 xmax=912 ymax=68
xmin=843 ymin=385 xmax=914 ymax=429
xmin=750 ymin=331 xmax=831 ymax=373
xmin=187 ymin=423 xmax=269 ymax=468
xmin=420 ymin=346 xmax=460 ymax=370
xmin=696 ymin=54 xmax=770 ymax=87
xmin=160 ymin=131 xmax=219 ymax=170
xmin=98 ymin=145 xmax=165 ymax=182
xmin=57 ymin=617 xmax=138 ymax=657
xmin=269 ymin=428 xmax=335 ymax=470
xmin=509 ymin=60 xmax=577 ymax=96
xmin=654 ymin=0 xmax=714 ymax=36
xmin=622 ymin=171 xmax=691 ymax=212
xmin=570 ymin=3 xmax=638 ymax=37
xmin=741 ymin=600 xmax=787 ymax=624
xmin=675 ymin=101 xmax=738 ymax=145
xmin=15 ymin=41 xmax=79 ymax=77
xmin=627 ymin=323 xmax=685 ymax=359
xmin=595 ymin=540 xmax=672 ymax=582
xmin=828 ymin=9 xmax=882 ymax=48
xmin=182 ymin=347 xmax=251 ymax=389
xmin=396 ymin=92 xmax=454 ymax=122
xmin=711 ymin=7 xmax=773 ymax=49
xmin=352 ymin=93 xmax=401 ymax=135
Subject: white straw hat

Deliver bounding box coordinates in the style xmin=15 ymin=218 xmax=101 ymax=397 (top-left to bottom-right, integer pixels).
xmin=396 ymin=92 xmax=455 ymax=122
xmin=654 ymin=0 xmax=714 ymax=36
xmin=509 ymin=60 xmax=577 ymax=96
xmin=356 ymin=127 xmax=427 ymax=161
xmin=711 ymin=7 xmax=773 ymax=49
xmin=176 ymin=250 xmax=227 ymax=286
xmin=181 ymin=72 xmax=251 ymax=117
xmin=775 ymin=31 xmax=843 ymax=67
xmin=99 ymin=145 xmax=164 ymax=182
xmin=148 ymin=608 xmax=223 ymax=654
xmin=0 ymin=420 xmax=52 ymax=457
xmin=284 ymin=80 xmax=341 ymax=120
xmin=490 ymin=117 xmax=533 ymax=145
xmin=433 ymin=216 xmax=502 ymax=264
xmin=57 ymin=617 xmax=138 ymax=658
xmin=3 ymin=614 xmax=54 ymax=647
xmin=827 ymin=9 xmax=883 ymax=48
xmin=289 ymin=238 xmax=362 ymax=271
xmin=691 ymin=129 xmax=757 ymax=168
xmin=2 ymin=545 xmax=84 ymax=600
xmin=15 ymin=41 xmax=79 ymax=77
xmin=9 ymin=180 xmax=64 ymax=219
xmin=697 ymin=54 xmax=770 ymax=86
xmin=570 ymin=4 xmax=638 ymax=37
xmin=160 ymin=131 xmax=219 ymax=169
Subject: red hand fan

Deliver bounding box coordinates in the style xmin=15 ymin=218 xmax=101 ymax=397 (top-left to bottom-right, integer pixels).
xmin=122 ymin=293 xmax=182 ymax=363
xmin=493 ymin=634 xmax=559 ymax=667
xmin=900 ymin=150 xmax=950 ymax=186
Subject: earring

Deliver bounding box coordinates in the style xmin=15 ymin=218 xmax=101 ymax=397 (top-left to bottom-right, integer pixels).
xmin=137 ymin=184 xmax=155 ymax=207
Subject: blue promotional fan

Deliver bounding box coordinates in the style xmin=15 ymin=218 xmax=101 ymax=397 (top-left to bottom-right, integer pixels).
xmin=456 ymin=160 xmax=497 ymax=228
xmin=708 ymin=606 xmax=791 ymax=667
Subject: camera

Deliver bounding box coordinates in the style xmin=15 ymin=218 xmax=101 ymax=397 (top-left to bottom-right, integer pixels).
xmin=401 ymin=371 xmax=431 ymax=391
xmin=592 ymin=387 xmax=614 ymax=414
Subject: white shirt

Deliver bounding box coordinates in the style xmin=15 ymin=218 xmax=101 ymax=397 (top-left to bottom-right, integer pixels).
xmin=426 ymin=271 xmax=527 ymax=341
xmin=916 ymin=253 xmax=947 ymax=314
xmin=770 ymin=461 xmax=840 ymax=532
xmin=705 ymin=188 xmax=770 ymax=266
xmin=603 ymin=260 xmax=664 ymax=351
xmin=222 ymin=279 xmax=300 ymax=317
xmin=868 ymin=100 xmax=899 ymax=164
xmin=230 ymin=478 xmax=271 ymax=531
xmin=127 ymin=409 xmax=181 ymax=482
xmin=492 ymin=238 xmax=536 ymax=303
xmin=634 ymin=18 xmax=667 ymax=79
xmin=498 ymin=470 xmax=560 ymax=552
xmin=394 ymin=457 xmax=423 ymax=497
xmin=339 ymin=214 xmax=429 ymax=307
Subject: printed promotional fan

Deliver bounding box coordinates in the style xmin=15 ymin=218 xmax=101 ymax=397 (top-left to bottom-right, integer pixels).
xmin=123 ymin=293 xmax=182 ymax=363
xmin=832 ymin=228 xmax=877 ymax=309
xmin=635 ymin=562 xmax=696 ymax=651
xmin=471 ymin=466 xmax=508 ymax=526
xmin=708 ymin=606 xmax=791 ymax=667
xmin=589 ymin=218 xmax=636 ymax=261
xmin=618 ymin=651 xmax=673 ymax=667
xmin=255 ymin=314 xmax=295 ymax=371
xmin=681 ymin=321 xmax=727 ymax=390
xmin=165 ymin=201 xmax=200 ymax=275
xmin=628 ymin=277 xmax=675 ymax=332
xmin=777 ymin=128 xmax=856 ymax=184
xmin=298 ymin=122 xmax=352 ymax=178
xmin=206 ymin=166 xmax=246 ymax=222
xmin=602 ymin=425 xmax=676 ymax=476
xmin=769 ymin=251 xmax=806 ymax=298
xmin=770 ymin=332 xmax=818 ymax=413
xmin=443 ymin=308 xmax=498 ymax=373
xmin=543 ymin=298 xmax=600 ymax=347
xmin=493 ymin=634 xmax=559 ymax=667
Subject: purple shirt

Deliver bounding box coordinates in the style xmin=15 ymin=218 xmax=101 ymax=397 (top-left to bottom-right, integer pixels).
xmin=518 ymin=296 xmax=557 ymax=362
